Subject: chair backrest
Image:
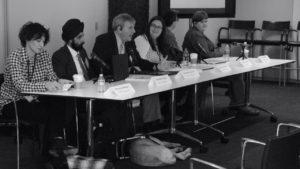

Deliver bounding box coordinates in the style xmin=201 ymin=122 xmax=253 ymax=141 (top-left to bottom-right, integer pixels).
xmin=261 ymin=130 xmax=300 ymax=169
xmin=262 ymin=21 xmax=290 ymax=31
xmin=228 ymin=20 xmax=255 ymax=30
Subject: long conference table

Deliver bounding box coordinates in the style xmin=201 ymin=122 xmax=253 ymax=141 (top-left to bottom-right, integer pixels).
xmin=23 ymin=57 xmax=294 ymax=156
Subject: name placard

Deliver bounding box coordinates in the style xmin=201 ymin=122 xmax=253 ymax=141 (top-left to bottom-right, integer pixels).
xmin=148 ymin=75 xmax=172 ymax=88
xmin=215 ymin=64 xmax=231 ymax=73
xmin=104 ymin=83 xmax=135 ymax=98
xmin=239 ymin=59 xmax=252 ymax=68
xmin=258 ymin=55 xmax=271 ymax=64
xmin=175 ymin=69 xmax=200 ymax=80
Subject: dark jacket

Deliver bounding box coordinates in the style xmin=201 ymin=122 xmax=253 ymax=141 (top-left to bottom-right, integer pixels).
xmin=52 ymin=45 xmax=97 ymax=80
xmin=92 ymin=32 xmax=156 ymax=75
xmin=183 ymin=26 xmax=222 ymax=59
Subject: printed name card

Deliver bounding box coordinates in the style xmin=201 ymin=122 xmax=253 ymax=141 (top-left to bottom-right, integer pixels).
xmin=258 ymin=55 xmax=271 ymax=64
xmin=104 ymin=83 xmax=135 ymax=98
xmin=239 ymin=59 xmax=252 ymax=68
xmin=215 ymin=63 xmax=231 ymax=73
xmin=175 ymin=69 xmax=200 ymax=80
xmin=148 ymin=75 xmax=172 ymax=88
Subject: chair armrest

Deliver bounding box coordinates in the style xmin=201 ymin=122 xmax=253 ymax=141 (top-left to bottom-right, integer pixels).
xmin=285 ymin=29 xmax=298 ymax=42
xmin=190 ymin=158 xmax=226 ymax=169
xmin=241 ymin=138 xmax=266 ymax=169
xmin=217 ymin=27 xmax=229 ymax=47
xmin=250 ymin=28 xmax=262 ymax=41
xmin=276 ymin=123 xmax=300 ymax=136
xmin=0 ymin=97 xmax=19 ymax=123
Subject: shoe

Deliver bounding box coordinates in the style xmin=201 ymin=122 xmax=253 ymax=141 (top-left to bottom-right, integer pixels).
xmin=236 ymin=106 xmax=259 ymax=116
xmin=49 ymin=137 xmax=78 ymax=157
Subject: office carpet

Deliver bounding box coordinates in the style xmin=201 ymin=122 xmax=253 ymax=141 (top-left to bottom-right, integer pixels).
xmin=1 ymin=81 xmax=300 ymax=169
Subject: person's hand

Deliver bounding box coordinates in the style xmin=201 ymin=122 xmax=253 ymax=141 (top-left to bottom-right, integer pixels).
xmin=133 ymin=66 xmax=141 ymax=72
xmin=58 ymin=79 xmax=73 ymax=84
xmin=157 ymin=56 xmax=169 ymax=70
xmin=45 ymin=81 xmax=62 ymax=91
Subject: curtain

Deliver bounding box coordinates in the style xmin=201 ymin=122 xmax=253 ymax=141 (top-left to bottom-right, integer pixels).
xmin=108 ymin=0 xmax=149 ymax=35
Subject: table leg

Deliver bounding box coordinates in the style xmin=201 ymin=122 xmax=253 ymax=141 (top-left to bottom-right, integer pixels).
xmin=149 ymin=90 xmax=204 ymax=148
xmin=244 ymin=72 xmax=277 ymax=122
xmin=86 ymin=99 xmax=94 ymax=156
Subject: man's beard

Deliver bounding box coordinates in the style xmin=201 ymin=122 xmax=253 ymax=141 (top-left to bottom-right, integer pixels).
xmin=71 ymin=41 xmax=84 ymax=51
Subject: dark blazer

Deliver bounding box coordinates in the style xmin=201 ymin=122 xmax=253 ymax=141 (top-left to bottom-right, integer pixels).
xmin=52 ymin=45 xmax=97 ymax=80
xmin=92 ymin=32 xmax=156 ymax=75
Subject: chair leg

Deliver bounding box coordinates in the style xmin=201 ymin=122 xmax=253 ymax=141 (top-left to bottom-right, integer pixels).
xmin=210 ymin=83 xmax=215 ymax=116
xmin=297 ymin=47 xmax=299 ymax=81
xmin=74 ymin=98 xmax=80 ymax=149
xmin=13 ymin=100 xmax=20 ymax=169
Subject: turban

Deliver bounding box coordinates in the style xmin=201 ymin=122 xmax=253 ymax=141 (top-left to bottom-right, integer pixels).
xmin=62 ymin=19 xmax=84 ymax=42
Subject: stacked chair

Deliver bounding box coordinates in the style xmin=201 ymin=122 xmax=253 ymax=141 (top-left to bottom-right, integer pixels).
xmin=0 ymin=74 xmax=21 ymax=169
xmin=218 ymin=20 xmax=256 ymax=57
xmin=284 ymin=21 xmax=300 ymax=85
xmin=252 ymin=21 xmax=290 ymax=85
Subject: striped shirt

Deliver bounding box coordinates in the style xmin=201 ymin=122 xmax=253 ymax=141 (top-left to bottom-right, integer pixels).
xmin=0 ymin=48 xmax=58 ymax=111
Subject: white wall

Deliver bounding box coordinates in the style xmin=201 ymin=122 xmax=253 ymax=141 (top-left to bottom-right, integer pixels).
xmin=0 ymin=0 xmax=6 ymax=73
xmin=6 ymin=0 xmax=108 ymax=59
xmin=0 ymin=0 xmax=159 ymax=73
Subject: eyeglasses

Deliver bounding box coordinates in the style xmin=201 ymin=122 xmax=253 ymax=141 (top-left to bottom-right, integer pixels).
xmin=150 ymin=23 xmax=163 ymax=30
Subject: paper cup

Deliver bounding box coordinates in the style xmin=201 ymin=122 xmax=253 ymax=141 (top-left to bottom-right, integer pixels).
xmin=73 ymin=74 xmax=84 ymax=89
xmin=190 ymin=53 xmax=198 ymax=65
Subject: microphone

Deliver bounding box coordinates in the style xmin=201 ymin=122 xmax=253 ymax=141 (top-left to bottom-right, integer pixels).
xmin=91 ymin=52 xmax=110 ymax=70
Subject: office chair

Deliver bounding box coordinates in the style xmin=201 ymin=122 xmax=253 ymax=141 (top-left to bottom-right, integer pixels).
xmin=284 ymin=21 xmax=300 ymax=86
xmin=189 ymin=123 xmax=300 ymax=169
xmin=218 ymin=20 xmax=256 ymax=57
xmin=0 ymin=74 xmax=20 ymax=169
xmin=253 ymin=21 xmax=290 ymax=85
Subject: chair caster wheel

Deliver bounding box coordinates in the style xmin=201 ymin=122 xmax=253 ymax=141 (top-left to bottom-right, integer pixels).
xmin=270 ymin=116 xmax=277 ymax=123
xmin=220 ymin=137 xmax=229 ymax=144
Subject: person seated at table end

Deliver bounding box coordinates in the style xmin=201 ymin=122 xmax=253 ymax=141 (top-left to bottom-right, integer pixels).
xmin=182 ymin=10 xmax=259 ymax=116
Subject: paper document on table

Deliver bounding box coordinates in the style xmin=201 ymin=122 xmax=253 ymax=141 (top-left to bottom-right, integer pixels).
xmin=125 ymin=74 xmax=153 ymax=82
xmin=204 ymin=57 xmax=227 ymax=64
xmin=169 ymin=64 xmax=213 ymax=71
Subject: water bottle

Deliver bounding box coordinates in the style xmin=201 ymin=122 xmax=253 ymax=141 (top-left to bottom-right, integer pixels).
xmin=223 ymin=44 xmax=230 ymax=62
xmin=182 ymin=48 xmax=190 ymax=66
xmin=243 ymin=42 xmax=249 ymax=58
xmin=98 ymin=74 xmax=106 ymax=93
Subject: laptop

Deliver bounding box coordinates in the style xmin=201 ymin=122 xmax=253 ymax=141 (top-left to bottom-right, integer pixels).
xmin=105 ymin=54 xmax=129 ymax=82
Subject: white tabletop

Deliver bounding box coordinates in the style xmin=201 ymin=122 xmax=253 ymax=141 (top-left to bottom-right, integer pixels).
xmin=23 ymin=58 xmax=293 ymax=101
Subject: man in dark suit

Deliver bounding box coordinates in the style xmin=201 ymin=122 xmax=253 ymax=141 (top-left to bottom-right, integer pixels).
xmin=52 ymin=19 xmax=98 ymax=154
xmin=52 ymin=19 xmax=97 ymax=81
xmin=93 ymin=14 xmax=155 ymax=75
xmin=92 ymin=13 xmax=163 ymax=131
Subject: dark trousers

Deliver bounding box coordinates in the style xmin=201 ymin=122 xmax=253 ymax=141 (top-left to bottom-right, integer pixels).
xmin=185 ymin=74 xmax=245 ymax=118
xmin=2 ymin=96 xmax=65 ymax=138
